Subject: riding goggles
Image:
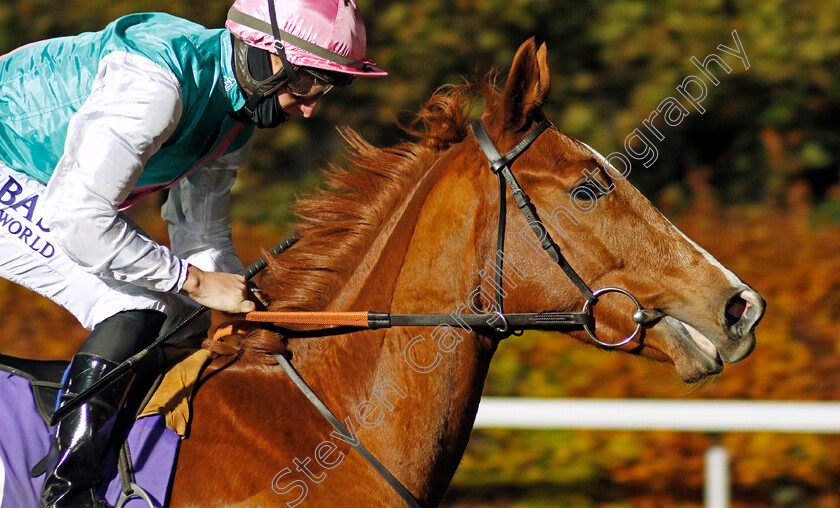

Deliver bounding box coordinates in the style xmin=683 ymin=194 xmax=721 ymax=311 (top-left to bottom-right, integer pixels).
xmin=232 ymin=35 xmax=355 ymax=104
xmin=287 ymin=67 xmax=355 ymax=98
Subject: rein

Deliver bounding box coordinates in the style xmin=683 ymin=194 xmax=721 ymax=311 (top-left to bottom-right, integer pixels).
xmin=239 ymin=119 xmax=665 ymax=508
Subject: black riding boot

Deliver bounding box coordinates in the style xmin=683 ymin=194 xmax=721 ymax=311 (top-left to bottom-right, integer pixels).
xmin=40 ymin=310 xmax=166 ymax=508
xmin=40 ymin=353 xmax=131 ymax=508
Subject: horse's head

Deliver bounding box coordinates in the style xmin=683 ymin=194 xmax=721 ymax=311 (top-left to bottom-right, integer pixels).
xmin=473 ymin=39 xmax=765 ymax=383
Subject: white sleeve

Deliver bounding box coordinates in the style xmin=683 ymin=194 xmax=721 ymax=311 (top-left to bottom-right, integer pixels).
xmin=161 ymin=140 xmax=252 ymax=275
xmin=41 ymin=51 xmax=188 ymax=292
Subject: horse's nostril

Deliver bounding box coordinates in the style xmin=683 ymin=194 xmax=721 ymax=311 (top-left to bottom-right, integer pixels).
xmin=724 ymin=288 xmax=766 ymax=337
xmin=725 ymin=294 xmax=748 ymax=326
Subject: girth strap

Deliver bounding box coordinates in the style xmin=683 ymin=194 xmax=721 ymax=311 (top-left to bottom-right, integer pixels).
xmin=470 ymin=120 xmax=597 ymax=303
xmin=273 ymin=354 xmax=423 ymax=508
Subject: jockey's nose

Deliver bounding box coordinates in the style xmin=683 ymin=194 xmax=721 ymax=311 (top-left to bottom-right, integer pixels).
xmin=299 ymin=96 xmax=321 ymax=118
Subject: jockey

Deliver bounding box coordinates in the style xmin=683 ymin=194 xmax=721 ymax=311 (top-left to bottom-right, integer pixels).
xmin=0 ymin=0 xmax=385 ymax=506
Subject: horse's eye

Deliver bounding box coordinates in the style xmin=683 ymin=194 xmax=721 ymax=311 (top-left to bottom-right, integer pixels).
xmin=571 ymin=181 xmax=605 ymax=200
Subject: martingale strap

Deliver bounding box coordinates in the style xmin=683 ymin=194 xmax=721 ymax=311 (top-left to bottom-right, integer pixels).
xmin=273 ymin=353 xmax=423 ymax=508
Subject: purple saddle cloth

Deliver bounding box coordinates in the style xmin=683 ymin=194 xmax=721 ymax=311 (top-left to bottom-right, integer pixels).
xmin=0 ymin=370 xmax=180 ymax=507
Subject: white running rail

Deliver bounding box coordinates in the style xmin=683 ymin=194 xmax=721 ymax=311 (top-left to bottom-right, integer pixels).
xmin=474 ymin=398 xmax=840 ymax=508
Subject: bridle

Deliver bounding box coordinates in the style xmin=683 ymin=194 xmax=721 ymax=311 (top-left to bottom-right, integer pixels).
xmin=469 ymin=118 xmax=663 ymax=346
xmin=235 ymin=118 xmax=666 ymax=508
xmin=245 ymin=118 xmax=664 ymax=345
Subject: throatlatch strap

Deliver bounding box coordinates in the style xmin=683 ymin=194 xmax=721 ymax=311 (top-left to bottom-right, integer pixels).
xmin=470 ymin=120 xmax=597 ymax=303
xmin=273 ymin=354 xmax=423 ymax=508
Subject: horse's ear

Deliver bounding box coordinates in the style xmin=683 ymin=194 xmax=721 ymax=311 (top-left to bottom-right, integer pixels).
xmin=500 ymin=38 xmax=551 ymax=128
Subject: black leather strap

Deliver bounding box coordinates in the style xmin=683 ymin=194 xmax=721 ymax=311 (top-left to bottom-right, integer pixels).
xmin=493 ymin=172 xmax=507 ymax=331
xmin=258 ymin=311 xmax=591 ymax=340
xmin=371 ymin=312 xmax=590 ymax=329
xmin=470 ymin=120 xmax=597 ymax=303
xmin=274 ymin=354 xmax=422 ymax=508
xmin=472 ymin=121 xmax=550 ymax=174
xmin=118 ymin=442 xmax=136 ymax=496
xmin=263 ymin=0 xmax=300 ymax=83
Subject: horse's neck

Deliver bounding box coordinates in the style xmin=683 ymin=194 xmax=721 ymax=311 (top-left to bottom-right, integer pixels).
xmin=291 ymin=155 xmax=498 ymax=502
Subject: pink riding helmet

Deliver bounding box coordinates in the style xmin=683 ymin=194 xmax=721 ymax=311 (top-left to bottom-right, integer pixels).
xmin=226 ymin=0 xmax=387 ymax=77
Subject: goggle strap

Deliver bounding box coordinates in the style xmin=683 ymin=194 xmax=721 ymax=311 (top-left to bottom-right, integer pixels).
xmin=228 ymin=6 xmax=357 ymax=67
xmin=232 ymin=36 xmax=288 ymax=104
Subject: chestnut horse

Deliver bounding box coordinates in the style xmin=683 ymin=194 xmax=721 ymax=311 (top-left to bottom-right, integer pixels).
xmin=170 ymin=39 xmax=764 ymax=507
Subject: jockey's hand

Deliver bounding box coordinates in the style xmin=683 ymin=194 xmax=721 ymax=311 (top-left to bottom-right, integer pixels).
xmin=180 ymin=265 xmax=256 ymax=314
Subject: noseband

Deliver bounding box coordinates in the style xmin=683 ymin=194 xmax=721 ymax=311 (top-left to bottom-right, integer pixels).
xmin=470 ymin=119 xmax=660 ymax=346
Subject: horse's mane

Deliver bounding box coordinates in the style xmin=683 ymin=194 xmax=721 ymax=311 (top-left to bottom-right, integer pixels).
xmin=206 ymin=76 xmax=500 ymax=362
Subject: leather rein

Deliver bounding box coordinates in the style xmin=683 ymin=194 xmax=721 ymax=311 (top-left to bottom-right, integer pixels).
xmin=245 ymin=119 xmax=663 ymax=507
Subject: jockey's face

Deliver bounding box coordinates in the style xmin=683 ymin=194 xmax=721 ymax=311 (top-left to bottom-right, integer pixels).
xmin=270 ymin=55 xmax=322 ymax=119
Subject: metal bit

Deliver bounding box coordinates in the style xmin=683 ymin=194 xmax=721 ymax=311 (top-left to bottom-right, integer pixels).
xmin=633 ymin=308 xmax=665 ymax=324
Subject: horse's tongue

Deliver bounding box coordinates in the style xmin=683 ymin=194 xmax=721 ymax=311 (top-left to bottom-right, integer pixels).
xmin=683 ymin=322 xmax=718 ymax=358
xmin=663 ymin=317 xmax=723 ymax=383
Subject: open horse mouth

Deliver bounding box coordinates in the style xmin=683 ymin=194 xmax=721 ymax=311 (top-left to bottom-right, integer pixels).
xmin=656 ymin=288 xmax=765 ymax=383
xmin=661 ymin=316 xmax=724 ymax=382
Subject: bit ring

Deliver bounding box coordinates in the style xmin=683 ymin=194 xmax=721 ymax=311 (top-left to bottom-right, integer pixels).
xmin=581 ymin=287 xmax=644 ymax=347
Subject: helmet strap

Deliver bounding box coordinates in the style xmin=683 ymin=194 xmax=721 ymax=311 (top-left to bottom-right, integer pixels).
xmin=266 ymin=0 xmax=299 ymax=84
